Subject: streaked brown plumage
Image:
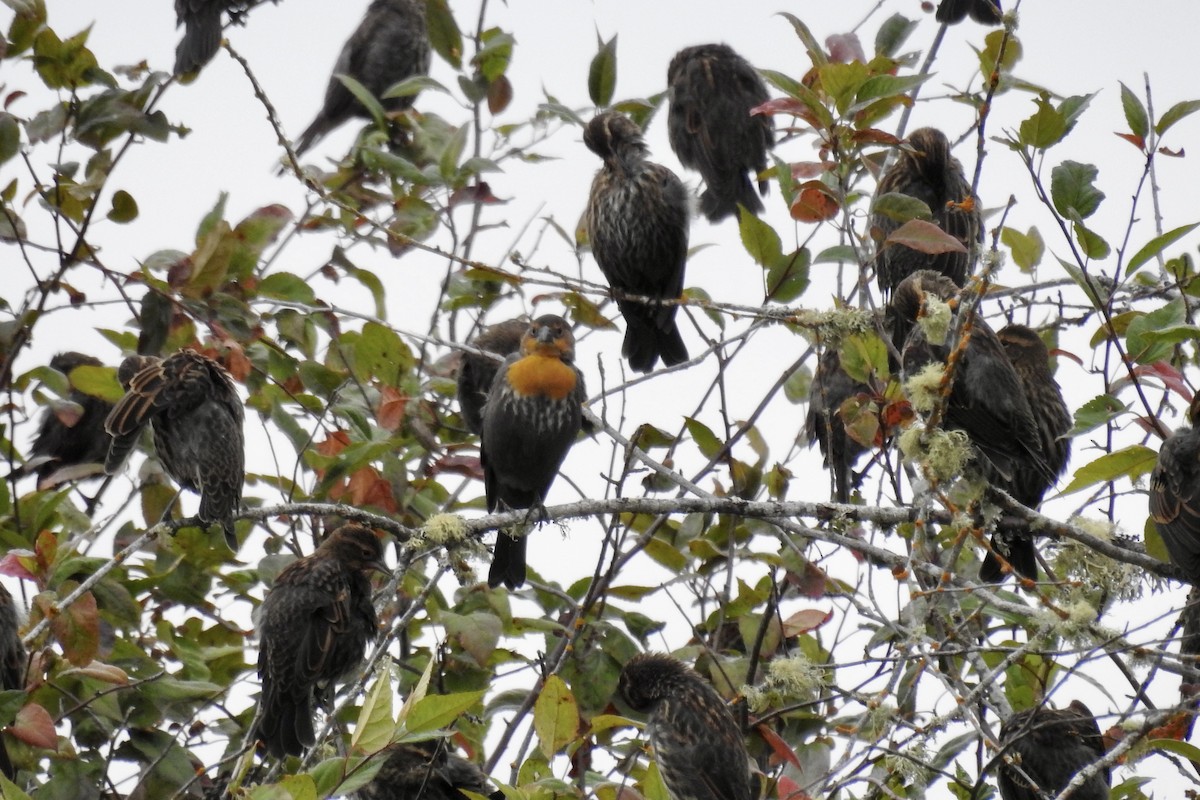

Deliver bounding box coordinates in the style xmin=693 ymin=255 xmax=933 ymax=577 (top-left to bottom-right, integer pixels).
xmin=872 ymin=127 xmax=981 ymax=297
xmin=174 ymin=0 xmax=279 ymax=76
xmin=456 ymin=318 xmax=528 ymax=436
xmin=937 ymin=0 xmax=1003 ymax=25
xmin=667 ymin=43 xmax=774 ymax=222
xmin=584 ymin=111 xmax=690 ymax=373
xmin=1180 ymin=586 xmax=1200 ymax=663
xmin=294 ymin=0 xmax=431 ymax=157
xmin=1150 ymin=394 xmax=1200 ymax=583
xmin=894 ymin=272 xmax=1054 ymax=514
xmin=979 ymin=325 xmax=1072 ymax=581
xmin=0 ymin=586 xmax=25 ymax=780
xmin=481 ymin=315 xmax=585 ymax=589
xmin=997 ymin=701 xmax=1109 ymax=800
xmin=618 ymin=653 xmax=752 ymax=800
xmin=355 ymin=741 xmax=495 ymax=800
xmin=23 ymin=353 xmax=113 ymax=486
xmin=255 ymin=524 xmax=387 ymax=759
xmin=806 ymin=348 xmax=872 ymax=504
xmin=105 ymin=350 xmax=244 ymax=550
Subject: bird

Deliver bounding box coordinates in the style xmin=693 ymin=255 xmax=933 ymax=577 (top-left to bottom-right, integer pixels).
xmin=104 ymin=350 xmax=245 ymax=550
xmin=293 ymin=0 xmax=432 ymax=158
xmin=936 ymin=0 xmax=1003 ymax=25
xmin=355 ymin=741 xmax=496 ymax=800
xmin=583 ymin=111 xmax=690 ymax=373
xmin=481 ymin=315 xmax=586 ymax=589
xmin=997 ymin=701 xmax=1109 ymax=800
xmin=173 ymin=0 xmax=278 ymax=76
xmin=666 ymin=43 xmax=774 ymax=222
xmin=872 ymin=127 xmax=982 ymax=298
xmin=978 ymin=325 xmax=1071 ymax=581
xmin=893 ymin=271 xmax=1054 ymax=504
xmin=0 ymin=585 xmax=25 ymax=780
xmin=1149 ymin=393 xmax=1200 ymax=583
xmin=456 ymin=318 xmax=528 ymax=436
xmin=255 ymin=524 xmax=387 ymax=759
xmin=617 ymin=653 xmax=752 ymax=800
xmin=21 ymin=352 xmax=113 ymax=486
xmin=806 ymin=347 xmax=872 ymax=504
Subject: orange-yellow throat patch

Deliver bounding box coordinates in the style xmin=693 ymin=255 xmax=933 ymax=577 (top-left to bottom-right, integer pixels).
xmin=507 ymin=354 xmax=577 ymax=400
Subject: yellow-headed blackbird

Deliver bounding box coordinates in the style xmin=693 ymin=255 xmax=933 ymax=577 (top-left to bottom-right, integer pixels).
xmin=872 ymin=127 xmax=981 ymax=297
xmin=584 ymin=111 xmax=690 ymax=373
xmin=893 ymin=271 xmax=1055 ymax=503
xmin=1150 ymin=393 xmax=1200 ymax=583
xmin=667 ymin=44 xmax=774 ymax=222
xmin=618 ymin=653 xmax=752 ymax=800
xmin=21 ymin=353 xmax=113 ymax=486
xmin=979 ymin=325 xmax=1071 ymax=581
xmin=0 ymin=586 xmax=24 ymax=780
xmin=997 ymin=701 xmax=1109 ymax=800
xmin=937 ymin=0 xmax=1003 ymax=25
xmin=105 ymin=350 xmax=245 ymax=550
xmin=174 ymin=0 xmax=279 ymax=76
xmin=481 ymin=315 xmax=585 ymax=589
xmin=255 ymin=524 xmax=387 ymax=758
xmin=806 ymin=348 xmax=872 ymax=503
xmin=356 ymin=741 xmax=496 ymax=800
xmin=456 ymin=318 xmax=528 ymax=436
xmin=294 ymin=0 xmax=431 ymax=157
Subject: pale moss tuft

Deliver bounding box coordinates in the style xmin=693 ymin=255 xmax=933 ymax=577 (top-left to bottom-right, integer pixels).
xmin=1053 ymin=516 xmax=1144 ymax=605
xmin=743 ymin=654 xmax=824 ymax=713
xmin=898 ymin=425 xmax=971 ymax=484
xmin=860 ymin=703 xmax=895 ymax=740
xmin=883 ymin=742 xmax=932 ymax=789
xmin=422 ymin=513 xmax=470 ymax=545
xmin=904 ymin=363 xmax=946 ymax=413
xmin=917 ymin=295 xmax=952 ymax=343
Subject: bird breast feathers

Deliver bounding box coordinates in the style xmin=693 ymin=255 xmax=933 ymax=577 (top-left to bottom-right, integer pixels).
xmin=506 ymin=355 xmax=578 ymax=400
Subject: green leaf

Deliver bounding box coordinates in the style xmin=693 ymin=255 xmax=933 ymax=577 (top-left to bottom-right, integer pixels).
xmin=588 ymin=34 xmax=618 ymax=107
xmin=335 ymin=74 xmax=387 ymax=129
xmin=353 ymin=322 xmax=413 ymax=383
xmin=1051 ymin=161 xmax=1105 ymax=220
xmin=259 ymin=272 xmax=317 ymax=304
xmin=1156 ymin=98 xmax=1200 ymax=137
xmin=684 ymin=417 xmax=723 ymax=460
xmin=783 ymin=364 xmax=812 ymax=404
xmin=738 ymin=205 xmax=784 ymax=267
xmin=70 ymin=363 xmax=123 ymax=402
xmin=1000 ymin=226 xmax=1044 ymax=272
xmin=766 ymin=248 xmax=810 ymax=303
xmin=0 ymin=113 xmax=19 ymax=164
xmin=1126 ymin=222 xmax=1200 ymax=275
xmin=106 ymin=189 xmax=138 ymax=223
xmin=1017 ymin=96 xmax=1066 ymax=149
xmin=874 ymin=13 xmax=918 ymax=58
xmin=1071 ymin=219 xmax=1110 ymax=260
xmin=424 ymin=0 xmax=463 ymax=70
xmin=978 ymin=28 xmax=1022 ymax=78
xmin=1148 ymin=738 xmax=1200 ymax=762
xmin=1126 ymin=296 xmax=1187 ymax=363
xmin=533 ymin=675 xmax=579 ymax=759
xmin=1056 ymin=445 xmax=1157 ymax=497
xmin=1068 ymin=394 xmax=1128 ymax=436
xmin=351 ymin=659 xmax=394 ymax=753
xmin=1119 ymin=82 xmax=1149 ymax=139
xmin=871 ymin=192 xmax=932 ymax=223
xmin=405 ymin=690 xmax=486 ymax=733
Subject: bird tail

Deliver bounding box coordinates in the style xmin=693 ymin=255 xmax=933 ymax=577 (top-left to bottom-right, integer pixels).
xmin=622 ymin=316 xmax=688 ymax=373
xmin=255 ymin=694 xmax=315 ymax=758
xmin=700 ymin=174 xmax=764 ymax=222
xmin=488 ymin=531 xmax=527 ymax=589
xmin=174 ymin=10 xmax=223 ymax=76
xmin=979 ymin=530 xmax=1037 ymax=582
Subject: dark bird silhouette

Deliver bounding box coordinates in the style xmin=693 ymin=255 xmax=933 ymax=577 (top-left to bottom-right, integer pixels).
xmin=0 ymin=586 xmax=25 ymax=780
xmin=1150 ymin=393 xmax=1200 ymax=583
xmin=456 ymin=318 xmax=528 ymax=436
xmin=356 ymin=741 xmax=496 ymax=800
xmin=584 ymin=111 xmax=690 ymax=373
xmin=21 ymin=353 xmax=113 ymax=486
xmin=618 ymin=653 xmax=752 ymax=800
xmin=936 ymin=0 xmax=1003 ymax=25
xmin=806 ymin=348 xmax=872 ymax=504
xmin=666 ymin=43 xmax=774 ymax=222
xmin=105 ymin=350 xmax=244 ymax=550
xmin=174 ymin=0 xmax=278 ymax=76
xmin=293 ymin=0 xmax=431 ymax=157
xmin=893 ymin=271 xmax=1054 ymax=506
xmin=979 ymin=325 xmax=1072 ymax=581
xmin=256 ymin=524 xmax=387 ymax=759
xmin=481 ymin=315 xmax=585 ymax=589
xmin=997 ymin=701 xmax=1109 ymax=800
xmin=872 ymin=127 xmax=981 ymax=298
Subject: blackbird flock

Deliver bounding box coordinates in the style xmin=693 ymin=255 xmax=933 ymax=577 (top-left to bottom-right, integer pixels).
xmin=14 ymin=0 xmax=1193 ymax=794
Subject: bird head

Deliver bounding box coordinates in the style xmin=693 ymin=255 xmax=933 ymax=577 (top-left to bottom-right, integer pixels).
xmin=321 ymin=524 xmax=390 ymax=575
xmin=618 ymin=652 xmax=691 ymax=712
xmin=520 ymin=315 xmax=576 ymax=361
xmin=902 ymin=127 xmax=954 ymax=180
xmin=997 ymin=324 xmax=1051 ymax=374
xmin=584 ymin=112 xmax=647 ymax=164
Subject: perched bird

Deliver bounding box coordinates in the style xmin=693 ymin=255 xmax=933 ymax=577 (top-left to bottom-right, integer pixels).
xmin=584 ymin=111 xmax=690 ymax=373
xmin=481 ymin=315 xmax=586 ymax=589
xmin=806 ymin=347 xmax=872 ymax=504
xmin=105 ymin=350 xmax=245 ymax=550
xmin=22 ymin=353 xmax=113 ymax=486
xmin=997 ymin=701 xmax=1109 ymax=800
xmin=456 ymin=318 xmax=528 ymax=436
xmin=174 ymin=0 xmax=278 ymax=76
xmin=293 ymin=0 xmax=431 ymax=157
xmin=1180 ymin=586 xmax=1200 ymax=664
xmin=255 ymin=524 xmax=387 ymax=759
xmin=1150 ymin=393 xmax=1200 ymax=583
xmin=0 ymin=586 xmax=25 ymax=780
xmin=894 ymin=271 xmax=1054 ymax=509
xmin=666 ymin=43 xmax=774 ymax=222
xmin=936 ymin=0 xmax=1003 ymax=25
xmin=618 ymin=653 xmax=752 ymax=800
xmin=978 ymin=325 xmax=1071 ymax=581
xmin=355 ymin=741 xmax=496 ymax=800
xmin=872 ymin=127 xmax=981 ymax=297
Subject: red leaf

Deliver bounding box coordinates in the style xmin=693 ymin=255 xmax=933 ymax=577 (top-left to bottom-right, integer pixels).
xmin=781 ymin=608 xmax=833 ymax=637
xmin=774 ymin=775 xmax=813 ymax=800
xmin=10 ymin=703 xmax=58 ymax=750
xmin=756 ymin=723 xmax=803 ymax=769
xmin=0 ymin=554 xmax=35 ymax=582
xmin=884 ymin=219 xmax=967 ymax=255
xmin=50 ymin=590 xmax=99 ymax=666
xmin=790 ymin=181 xmax=840 ymax=223
xmin=752 ymin=98 xmax=806 ymax=118
xmin=790 ymin=162 xmax=834 ymax=180
xmin=1113 ymin=131 xmax=1146 ymax=151
xmin=825 ymin=33 xmax=865 ymax=64
xmin=377 ymin=387 xmax=408 ymax=432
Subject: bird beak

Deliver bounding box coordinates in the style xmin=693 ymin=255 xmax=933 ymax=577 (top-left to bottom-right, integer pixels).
xmin=536 ymin=326 xmax=557 ymax=346
xmin=370 ymin=557 xmax=390 ymax=576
